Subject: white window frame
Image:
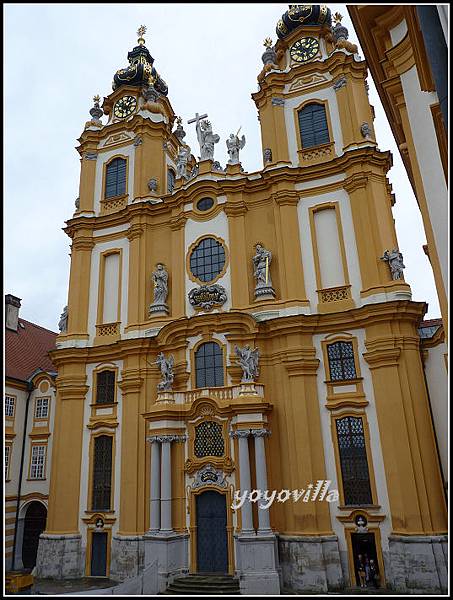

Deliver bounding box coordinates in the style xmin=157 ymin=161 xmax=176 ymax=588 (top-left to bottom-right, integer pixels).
xmin=5 ymin=395 xmax=15 ymax=418
xmin=30 ymin=445 xmax=47 ymax=479
xmin=5 ymin=445 xmax=11 ymax=479
xmin=35 ymin=397 xmax=49 ymax=419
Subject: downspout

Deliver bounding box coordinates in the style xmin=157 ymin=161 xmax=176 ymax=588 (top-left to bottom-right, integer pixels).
xmin=11 ymin=380 xmax=33 ymax=571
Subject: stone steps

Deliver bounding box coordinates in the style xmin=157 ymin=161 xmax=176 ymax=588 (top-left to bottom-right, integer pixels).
xmin=162 ymin=575 xmax=241 ymax=595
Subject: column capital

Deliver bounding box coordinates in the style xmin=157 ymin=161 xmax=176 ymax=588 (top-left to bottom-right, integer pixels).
xmin=251 ymin=428 xmax=271 ymax=438
xmin=230 ymin=429 xmax=251 ymax=439
xmin=148 ymin=434 xmax=187 ymax=444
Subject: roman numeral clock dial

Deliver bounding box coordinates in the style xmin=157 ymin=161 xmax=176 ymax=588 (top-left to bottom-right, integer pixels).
xmin=290 ymin=37 xmax=320 ymax=63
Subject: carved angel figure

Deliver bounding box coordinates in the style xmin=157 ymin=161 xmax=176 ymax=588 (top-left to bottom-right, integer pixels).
xmin=226 ymin=132 xmax=246 ymax=164
xmin=155 ymin=352 xmax=174 ymax=391
xmin=235 ymin=345 xmax=260 ymax=383
xmin=176 ymin=145 xmax=191 ymax=179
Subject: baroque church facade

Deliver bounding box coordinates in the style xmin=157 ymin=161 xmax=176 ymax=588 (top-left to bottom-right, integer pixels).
xmin=36 ymin=5 xmax=447 ymax=594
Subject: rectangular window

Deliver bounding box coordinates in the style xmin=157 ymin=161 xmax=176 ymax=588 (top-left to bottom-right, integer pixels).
xmin=92 ymin=436 xmax=113 ymax=510
xmin=5 ymin=395 xmax=15 ymax=417
xmin=96 ymin=371 xmax=116 ymax=404
xmin=298 ymin=103 xmax=330 ymax=149
xmin=105 ymin=158 xmax=127 ymax=198
xmin=30 ymin=445 xmax=47 ymax=479
xmin=5 ymin=445 xmax=11 ymax=479
xmin=336 ymin=416 xmax=373 ymax=505
xmin=327 ymin=341 xmax=357 ymax=381
xmin=35 ymin=398 xmax=49 ymax=419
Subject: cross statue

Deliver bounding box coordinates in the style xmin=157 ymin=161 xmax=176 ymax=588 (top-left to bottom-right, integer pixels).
xmin=187 ymin=112 xmax=208 ymax=126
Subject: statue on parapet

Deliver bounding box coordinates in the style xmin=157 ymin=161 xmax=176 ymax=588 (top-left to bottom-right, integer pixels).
xmin=155 ymin=352 xmax=174 ymax=391
xmin=226 ymin=129 xmax=246 ymax=165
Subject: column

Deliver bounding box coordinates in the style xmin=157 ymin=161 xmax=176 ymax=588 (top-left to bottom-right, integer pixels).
xmin=251 ymin=429 xmax=272 ymax=534
xmin=159 ymin=436 xmax=173 ymax=534
xmin=232 ymin=430 xmax=254 ymax=534
xmin=148 ymin=437 xmax=161 ymax=533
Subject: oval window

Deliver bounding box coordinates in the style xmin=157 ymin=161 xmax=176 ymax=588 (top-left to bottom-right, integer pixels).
xmin=196 ymin=197 xmax=214 ymax=212
xmin=189 ymin=237 xmax=226 ymax=283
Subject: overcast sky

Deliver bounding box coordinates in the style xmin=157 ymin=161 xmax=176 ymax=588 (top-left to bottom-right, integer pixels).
xmin=4 ymin=3 xmax=441 ymax=332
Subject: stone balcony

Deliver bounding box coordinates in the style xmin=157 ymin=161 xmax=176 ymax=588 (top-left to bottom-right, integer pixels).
xmin=156 ymin=383 xmax=265 ymax=404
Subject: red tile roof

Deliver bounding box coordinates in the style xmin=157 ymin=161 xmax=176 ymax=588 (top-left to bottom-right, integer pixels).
xmin=419 ymin=318 xmax=443 ymax=327
xmin=5 ymin=318 xmax=57 ymax=383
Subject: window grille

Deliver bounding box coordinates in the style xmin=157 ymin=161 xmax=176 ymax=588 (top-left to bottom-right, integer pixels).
xmin=298 ymin=103 xmax=330 ymax=149
xmin=194 ymin=421 xmax=225 ymax=458
xmin=35 ymin=398 xmax=49 ymax=419
xmin=105 ymin=158 xmax=127 ymax=198
xmin=96 ymin=371 xmax=115 ymax=404
xmin=336 ymin=416 xmax=373 ymax=505
xmin=189 ymin=237 xmax=226 ymax=283
xmin=195 ymin=342 xmax=224 ymax=388
xmin=167 ymin=168 xmax=176 ymax=193
xmin=92 ymin=436 xmax=113 ymax=510
xmin=327 ymin=341 xmax=357 ymax=381
xmin=5 ymin=395 xmax=15 ymax=417
xmin=30 ymin=445 xmax=46 ymax=479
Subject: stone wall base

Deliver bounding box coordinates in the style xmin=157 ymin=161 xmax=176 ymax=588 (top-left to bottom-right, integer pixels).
xmin=387 ymin=534 xmax=447 ymax=593
xmin=235 ymin=533 xmax=280 ymax=594
xmin=278 ymin=535 xmax=344 ymax=592
xmin=35 ymin=534 xmax=84 ymax=579
xmin=110 ymin=535 xmax=144 ymax=582
xmin=143 ymin=531 xmax=189 ymax=592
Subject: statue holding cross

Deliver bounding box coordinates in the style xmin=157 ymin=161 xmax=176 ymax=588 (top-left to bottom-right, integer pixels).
xmin=188 ymin=113 xmax=220 ymax=161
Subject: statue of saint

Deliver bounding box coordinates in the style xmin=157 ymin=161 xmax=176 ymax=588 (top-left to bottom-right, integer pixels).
xmin=380 ymin=248 xmax=405 ymax=280
xmin=253 ymin=243 xmax=273 ymax=289
xmin=235 ymin=345 xmax=260 ymax=383
xmin=175 ymin=145 xmax=191 ymax=179
xmin=226 ymin=131 xmax=246 ymax=164
xmin=58 ymin=306 xmax=68 ymax=333
xmin=197 ymin=119 xmax=220 ymax=161
xmin=155 ymin=352 xmax=174 ymax=391
xmin=152 ymin=264 xmax=169 ymax=305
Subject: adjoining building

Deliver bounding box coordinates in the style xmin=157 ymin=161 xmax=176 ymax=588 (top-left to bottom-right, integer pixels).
xmin=348 ymin=5 xmax=448 ymax=336
xmin=34 ymin=5 xmax=447 ymax=594
xmin=5 ymin=294 xmax=57 ymax=572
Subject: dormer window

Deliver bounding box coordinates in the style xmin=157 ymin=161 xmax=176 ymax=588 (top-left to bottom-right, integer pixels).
xmin=105 ymin=158 xmax=127 ymax=199
xmin=298 ymin=102 xmax=330 ymax=149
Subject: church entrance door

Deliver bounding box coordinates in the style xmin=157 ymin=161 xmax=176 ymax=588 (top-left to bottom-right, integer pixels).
xmin=196 ymin=490 xmax=228 ymax=573
xmin=22 ymin=502 xmax=47 ymax=569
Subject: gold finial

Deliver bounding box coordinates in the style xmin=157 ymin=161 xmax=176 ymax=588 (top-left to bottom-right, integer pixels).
xmin=263 ymin=37 xmax=273 ymax=49
xmin=176 ymin=116 xmax=182 ymax=125
xmin=137 ymin=24 xmax=147 ymax=45
xmin=333 ymin=12 xmax=343 ymax=24
xmin=93 ymin=94 xmax=100 ymax=104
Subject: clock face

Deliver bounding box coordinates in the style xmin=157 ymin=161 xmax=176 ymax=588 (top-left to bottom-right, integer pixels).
xmin=290 ymin=37 xmax=320 ymax=63
xmin=113 ymin=95 xmax=137 ymax=118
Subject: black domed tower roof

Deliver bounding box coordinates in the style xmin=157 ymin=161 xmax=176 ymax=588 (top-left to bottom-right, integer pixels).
xmin=276 ymin=4 xmax=332 ymax=40
xmin=112 ymin=26 xmax=168 ymax=95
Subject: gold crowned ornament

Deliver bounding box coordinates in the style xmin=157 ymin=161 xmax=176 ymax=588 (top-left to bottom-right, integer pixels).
xmin=264 ymin=37 xmax=273 ymax=49
xmin=137 ymin=25 xmax=147 ymax=45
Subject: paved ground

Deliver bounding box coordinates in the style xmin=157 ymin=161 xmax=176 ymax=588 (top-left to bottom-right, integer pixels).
xmin=31 ymin=578 xmax=117 ymax=595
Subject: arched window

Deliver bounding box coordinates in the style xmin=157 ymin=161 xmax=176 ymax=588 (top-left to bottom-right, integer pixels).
xmin=92 ymin=435 xmax=113 ymax=510
xmin=195 ymin=342 xmax=224 ymax=388
xmin=335 ymin=416 xmax=372 ymax=505
xmin=327 ymin=341 xmax=357 ymax=381
xmin=96 ymin=370 xmax=116 ymax=404
xmin=167 ymin=168 xmax=176 ymax=193
xmin=105 ymin=157 xmax=127 ymax=198
xmin=298 ymin=103 xmax=330 ymax=149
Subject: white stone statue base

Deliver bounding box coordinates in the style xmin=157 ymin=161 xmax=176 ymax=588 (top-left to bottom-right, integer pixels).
xmin=239 ymin=383 xmax=258 ymax=396
xmin=156 ymin=391 xmax=174 ymax=403
xmin=255 ymin=285 xmax=276 ymax=301
xmin=149 ymin=303 xmax=169 ymax=316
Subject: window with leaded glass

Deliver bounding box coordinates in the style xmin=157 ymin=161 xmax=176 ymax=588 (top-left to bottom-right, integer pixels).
xmin=105 ymin=157 xmax=127 ymax=199
xmin=195 ymin=342 xmax=224 ymax=388
xmin=35 ymin=398 xmax=49 ymax=419
xmin=298 ymin=103 xmax=330 ymax=149
xmin=327 ymin=341 xmax=357 ymax=381
xmin=5 ymin=395 xmax=15 ymax=417
xmin=167 ymin=168 xmax=176 ymax=193
xmin=336 ymin=416 xmax=373 ymax=505
xmin=194 ymin=421 xmax=225 ymax=458
xmin=30 ymin=445 xmax=46 ymax=479
xmin=96 ymin=370 xmax=115 ymax=404
xmin=189 ymin=237 xmax=226 ymax=283
xmin=92 ymin=436 xmax=113 ymax=511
